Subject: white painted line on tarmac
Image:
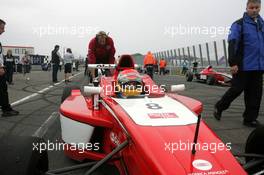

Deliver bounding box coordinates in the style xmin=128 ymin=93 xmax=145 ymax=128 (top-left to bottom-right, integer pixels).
xmin=11 ymin=72 xmax=83 ymax=106
xmin=11 ymin=93 xmax=39 ymax=106
xmin=33 ymin=112 xmax=59 ymax=138
xmin=38 ymin=86 xmax=53 ymax=93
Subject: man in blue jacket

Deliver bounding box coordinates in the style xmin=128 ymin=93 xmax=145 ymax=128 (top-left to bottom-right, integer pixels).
xmin=214 ymin=0 xmax=264 ymax=127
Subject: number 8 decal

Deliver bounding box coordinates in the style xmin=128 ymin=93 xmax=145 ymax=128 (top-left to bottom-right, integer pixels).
xmin=146 ymin=103 xmax=162 ymax=110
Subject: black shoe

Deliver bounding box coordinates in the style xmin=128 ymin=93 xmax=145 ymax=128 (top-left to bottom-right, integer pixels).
xmin=243 ymin=120 xmax=262 ymax=128
xmin=213 ymin=106 xmax=222 ymax=121
xmin=2 ymin=109 xmax=19 ymax=117
xmin=53 ymin=80 xmax=59 ymax=83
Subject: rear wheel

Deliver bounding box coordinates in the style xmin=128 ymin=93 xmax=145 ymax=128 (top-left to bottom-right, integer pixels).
xmin=61 ymin=85 xmax=80 ymax=103
xmin=186 ymin=71 xmax=193 ymax=82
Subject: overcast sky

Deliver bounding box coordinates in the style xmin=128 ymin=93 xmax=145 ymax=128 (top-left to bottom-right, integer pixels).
xmin=1 ymin=0 xmax=264 ymax=57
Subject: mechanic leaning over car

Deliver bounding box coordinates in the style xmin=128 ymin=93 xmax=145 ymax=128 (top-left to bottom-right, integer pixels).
xmin=143 ymin=51 xmax=156 ymax=79
xmin=87 ymin=31 xmax=116 ymax=80
xmin=214 ymin=0 xmax=264 ymax=127
xmin=0 ymin=19 xmax=19 ymax=117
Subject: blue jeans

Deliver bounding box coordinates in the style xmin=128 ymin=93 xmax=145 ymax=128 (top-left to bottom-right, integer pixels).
xmin=52 ymin=64 xmax=59 ymax=82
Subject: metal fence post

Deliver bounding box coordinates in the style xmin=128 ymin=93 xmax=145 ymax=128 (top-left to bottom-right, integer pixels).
xmin=199 ymin=44 xmax=203 ymax=67
xmin=193 ymin=45 xmax=196 ymax=62
xmin=178 ymin=48 xmax=182 ymax=66
xmin=174 ymin=49 xmax=178 ymax=66
xmin=187 ymin=46 xmax=191 ymax=67
xmin=206 ymin=42 xmax=211 ymax=66
xmin=170 ymin=49 xmax=173 ymax=63
xmin=223 ymin=39 xmax=228 ymax=67
xmin=182 ymin=48 xmax=187 ymax=68
xmin=214 ymin=41 xmax=219 ymax=66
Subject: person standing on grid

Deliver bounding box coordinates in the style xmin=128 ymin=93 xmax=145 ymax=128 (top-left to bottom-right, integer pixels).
xmin=4 ymin=49 xmax=15 ymax=84
xmin=51 ymin=45 xmax=62 ymax=83
xmin=214 ymin=0 xmax=264 ymax=128
xmin=0 ymin=19 xmax=19 ymax=117
xmin=63 ymin=48 xmax=74 ymax=83
xmin=21 ymin=51 xmax=30 ymax=80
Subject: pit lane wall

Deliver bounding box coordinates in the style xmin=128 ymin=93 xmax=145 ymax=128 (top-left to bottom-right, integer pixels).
xmin=132 ymin=39 xmax=231 ymax=75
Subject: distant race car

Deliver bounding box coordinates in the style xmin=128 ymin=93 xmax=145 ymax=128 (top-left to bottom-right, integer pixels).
xmin=186 ymin=65 xmax=232 ymax=86
xmin=44 ymin=55 xmax=264 ymax=175
xmin=41 ymin=63 xmax=50 ymax=71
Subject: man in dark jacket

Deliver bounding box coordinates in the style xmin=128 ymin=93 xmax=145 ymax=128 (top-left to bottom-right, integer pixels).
xmin=0 ymin=19 xmax=19 ymax=117
xmin=4 ymin=49 xmax=15 ymax=84
xmin=51 ymin=45 xmax=61 ymax=83
xmin=214 ymin=0 xmax=264 ymax=127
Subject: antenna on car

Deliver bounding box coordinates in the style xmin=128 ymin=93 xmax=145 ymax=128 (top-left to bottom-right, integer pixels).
xmin=192 ymin=114 xmax=202 ymax=154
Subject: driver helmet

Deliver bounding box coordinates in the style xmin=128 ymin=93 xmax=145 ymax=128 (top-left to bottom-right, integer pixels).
xmin=116 ymin=69 xmax=143 ymax=98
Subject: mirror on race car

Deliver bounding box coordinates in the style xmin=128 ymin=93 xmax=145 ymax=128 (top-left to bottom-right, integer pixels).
xmin=83 ymin=86 xmax=102 ymax=96
xmin=171 ymin=84 xmax=185 ymax=92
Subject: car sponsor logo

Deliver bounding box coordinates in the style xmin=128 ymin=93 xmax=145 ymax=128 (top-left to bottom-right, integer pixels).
xmin=192 ymin=159 xmax=212 ymax=171
xmin=110 ymin=132 xmax=121 ymax=146
xmin=148 ymin=113 xmax=178 ymax=119
xmin=96 ymin=64 xmax=115 ymax=69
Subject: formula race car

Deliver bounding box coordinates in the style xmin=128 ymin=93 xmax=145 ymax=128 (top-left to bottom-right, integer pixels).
xmin=45 ymin=55 xmax=263 ymax=175
xmin=186 ymin=65 xmax=232 ymax=86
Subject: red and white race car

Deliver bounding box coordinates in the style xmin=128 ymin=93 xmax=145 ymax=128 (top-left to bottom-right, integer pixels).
xmin=186 ymin=65 xmax=232 ymax=86
xmin=48 ymin=55 xmax=263 ymax=175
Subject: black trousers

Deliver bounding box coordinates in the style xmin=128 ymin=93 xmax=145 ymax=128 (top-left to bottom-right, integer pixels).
xmin=52 ymin=64 xmax=59 ymax=82
xmin=215 ymin=71 xmax=263 ymax=122
xmin=5 ymin=66 xmax=14 ymax=83
xmin=146 ymin=65 xmax=154 ymax=79
xmin=160 ymin=68 xmax=165 ymax=75
xmin=0 ymin=76 xmax=12 ymax=111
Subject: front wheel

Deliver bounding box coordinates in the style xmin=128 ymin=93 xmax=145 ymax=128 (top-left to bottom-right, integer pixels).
xmin=245 ymin=126 xmax=264 ymax=174
xmin=0 ymin=135 xmax=49 ymax=175
xmin=186 ymin=71 xmax=193 ymax=82
xmin=206 ymin=75 xmax=216 ymax=85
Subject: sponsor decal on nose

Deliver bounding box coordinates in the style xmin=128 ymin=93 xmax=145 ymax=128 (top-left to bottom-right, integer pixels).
xmin=192 ymin=159 xmax=212 ymax=171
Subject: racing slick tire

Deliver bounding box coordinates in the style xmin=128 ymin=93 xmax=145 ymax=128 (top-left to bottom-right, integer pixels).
xmin=90 ymin=164 xmax=120 ymax=175
xmin=206 ymin=75 xmax=216 ymax=85
xmin=0 ymin=135 xmax=49 ymax=175
xmin=245 ymin=126 xmax=264 ymax=173
xmin=186 ymin=71 xmax=193 ymax=82
xmin=61 ymin=85 xmax=80 ymax=103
